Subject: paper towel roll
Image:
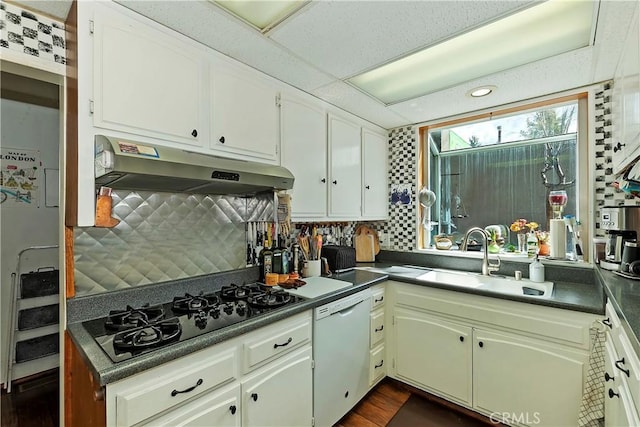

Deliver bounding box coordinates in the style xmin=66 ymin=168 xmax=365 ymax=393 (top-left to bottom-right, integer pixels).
xmin=550 ymin=219 xmax=566 ymax=258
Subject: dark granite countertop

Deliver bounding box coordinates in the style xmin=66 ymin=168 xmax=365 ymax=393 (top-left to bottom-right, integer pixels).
xmin=596 ymin=268 xmax=640 ymax=356
xmin=66 ymin=268 xmax=386 ymax=386
xmin=67 ymin=256 xmax=606 ymax=386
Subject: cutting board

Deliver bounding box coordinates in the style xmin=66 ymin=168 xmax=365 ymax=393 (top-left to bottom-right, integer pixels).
xmin=354 ymin=225 xmax=380 ymax=255
xmin=355 ymin=234 xmax=375 ymax=262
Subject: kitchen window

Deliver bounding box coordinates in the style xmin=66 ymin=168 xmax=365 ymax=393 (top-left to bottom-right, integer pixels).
xmin=420 ymin=93 xmax=589 ymax=257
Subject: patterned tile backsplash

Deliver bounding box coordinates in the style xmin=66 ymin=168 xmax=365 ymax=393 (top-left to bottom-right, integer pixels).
xmin=74 ymin=191 xmax=273 ymax=296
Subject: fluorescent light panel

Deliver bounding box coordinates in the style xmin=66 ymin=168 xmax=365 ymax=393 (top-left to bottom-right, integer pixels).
xmin=349 ymin=0 xmax=595 ymax=105
xmin=214 ymin=0 xmax=306 ymax=31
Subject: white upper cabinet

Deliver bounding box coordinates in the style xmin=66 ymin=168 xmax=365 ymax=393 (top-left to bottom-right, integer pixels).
xmin=92 ymin=5 xmax=207 ymax=146
xmin=328 ymin=113 xmax=362 ymax=218
xmin=281 ymin=97 xmax=328 ymax=219
xmin=613 ymin=3 xmax=640 ymax=173
xmin=362 ymin=128 xmax=388 ymax=219
xmin=210 ymin=62 xmax=280 ymax=163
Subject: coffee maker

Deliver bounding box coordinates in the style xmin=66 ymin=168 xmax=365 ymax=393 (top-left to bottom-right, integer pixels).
xmin=600 ymin=206 xmax=640 ymax=271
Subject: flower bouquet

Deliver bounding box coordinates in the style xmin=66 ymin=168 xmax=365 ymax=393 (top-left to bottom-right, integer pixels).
xmin=510 ymin=219 xmax=539 ymax=253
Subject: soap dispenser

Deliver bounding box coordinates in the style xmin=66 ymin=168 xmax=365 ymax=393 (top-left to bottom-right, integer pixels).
xmin=529 ymin=255 xmax=545 ymax=283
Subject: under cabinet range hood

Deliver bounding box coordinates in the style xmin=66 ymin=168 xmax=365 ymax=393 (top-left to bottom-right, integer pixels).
xmin=94 ymin=135 xmax=294 ymax=195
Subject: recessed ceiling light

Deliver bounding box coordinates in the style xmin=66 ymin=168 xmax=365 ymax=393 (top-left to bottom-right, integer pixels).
xmin=213 ymin=0 xmax=308 ymax=32
xmin=468 ymin=86 xmax=496 ymax=97
xmin=348 ymin=0 xmax=595 ymax=105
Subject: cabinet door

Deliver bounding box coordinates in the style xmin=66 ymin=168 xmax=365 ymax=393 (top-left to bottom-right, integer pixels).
xmin=242 ymin=346 xmax=312 ymax=427
xmin=280 ymin=98 xmax=328 ymax=219
xmin=473 ymin=329 xmax=586 ymax=426
xmin=362 ymin=128 xmax=388 ymax=219
xmin=328 ymin=114 xmax=362 ymax=218
xmin=144 ymin=384 xmax=241 ymax=427
xmin=211 ymin=64 xmax=279 ymax=162
xmin=93 ymin=5 xmax=205 ymax=146
xmin=613 ymin=5 xmax=640 ymax=173
xmin=394 ymin=307 xmax=472 ymax=405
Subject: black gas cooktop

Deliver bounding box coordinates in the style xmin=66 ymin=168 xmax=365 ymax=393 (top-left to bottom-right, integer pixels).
xmin=83 ymin=283 xmax=304 ymax=363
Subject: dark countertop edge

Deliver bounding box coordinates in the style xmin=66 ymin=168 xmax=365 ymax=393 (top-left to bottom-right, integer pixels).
xmin=596 ymin=267 xmax=640 ymax=356
xmin=69 ymin=271 xmax=387 ymax=386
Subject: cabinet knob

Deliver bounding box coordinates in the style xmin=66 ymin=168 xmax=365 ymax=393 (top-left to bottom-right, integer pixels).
xmin=614 ymin=142 xmax=626 ymax=153
xmin=605 ymin=372 xmax=614 ymax=382
xmin=229 ymin=405 xmax=237 ymax=415
xmin=191 ymin=129 xmax=198 ymax=138
xmin=609 ymin=388 xmax=620 ymax=399
xmin=602 ymin=318 xmax=612 ymax=329
xmin=478 ymin=341 xmax=484 ymax=348
xmin=321 ymin=178 xmax=326 ymax=183
xmin=459 ymin=336 xmax=464 ymax=342
xmin=251 ymin=393 xmax=258 ymax=402
xmin=615 ymin=358 xmax=630 ymax=377
xmin=219 ymin=136 xmax=226 ymax=144
xmin=332 ymin=180 xmax=337 ymax=185
xmin=365 ymin=185 xmax=370 ymax=190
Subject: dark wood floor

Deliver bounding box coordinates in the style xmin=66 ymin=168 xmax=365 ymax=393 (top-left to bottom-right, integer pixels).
xmin=337 ymin=378 xmax=496 ymax=427
xmin=1 ymin=371 xmax=59 ymax=427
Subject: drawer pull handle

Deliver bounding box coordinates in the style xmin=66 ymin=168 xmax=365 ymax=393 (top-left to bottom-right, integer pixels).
xmin=609 ymin=388 xmax=620 ymax=399
xmin=229 ymin=405 xmax=237 ymax=415
xmin=171 ymin=378 xmax=203 ymax=397
xmin=602 ymin=318 xmax=612 ymax=328
xmin=375 ymin=325 xmax=384 ymax=332
xmin=615 ymin=358 xmax=630 ymax=377
xmin=375 ymin=360 xmax=384 ymax=369
xmin=605 ymin=372 xmax=615 ymax=382
xmin=251 ymin=393 xmax=258 ymax=402
xmin=274 ymin=337 xmax=292 ymax=349
xmin=374 ymin=296 xmax=384 ymax=303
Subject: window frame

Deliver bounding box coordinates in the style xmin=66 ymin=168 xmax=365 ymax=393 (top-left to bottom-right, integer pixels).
xmin=417 ymin=91 xmax=591 ymax=264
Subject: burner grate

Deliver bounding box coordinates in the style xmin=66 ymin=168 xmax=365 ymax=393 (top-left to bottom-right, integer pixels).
xmin=105 ymin=304 xmax=165 ymax=331
xmin=112 ymin=317 xmax=181 ymax=352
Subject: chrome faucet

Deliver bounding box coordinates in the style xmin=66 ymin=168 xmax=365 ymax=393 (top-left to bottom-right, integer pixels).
xmin=460 ymin=227 xmax=501 ymax=276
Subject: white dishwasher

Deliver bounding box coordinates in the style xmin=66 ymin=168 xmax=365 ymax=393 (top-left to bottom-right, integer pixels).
xmin=313 ymin=288 xmax=372 ymax=427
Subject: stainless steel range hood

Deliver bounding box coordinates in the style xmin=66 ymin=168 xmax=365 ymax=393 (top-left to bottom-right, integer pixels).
xmin=94 ymin=135 xmax=294 ymax=195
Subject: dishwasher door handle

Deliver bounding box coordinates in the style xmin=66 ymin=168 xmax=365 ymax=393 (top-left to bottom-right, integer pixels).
xmin=330 ymin=299 xmax=366 ymax=317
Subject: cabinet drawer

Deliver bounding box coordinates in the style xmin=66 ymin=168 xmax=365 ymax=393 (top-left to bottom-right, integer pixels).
xmin=114 ymin=348 xmax=237 ymax=427
xmin=243 ymin=312 xmax=312 ymax=373
xmin=371 ymin=286 xmax=385 ymax=310
xmin=142 ymin=383 xmax=241 ymax=427
xmin=369 ymin=345 xmax=385 ymax=386
xmin=370 ymin=309 xmax=385 ymax=348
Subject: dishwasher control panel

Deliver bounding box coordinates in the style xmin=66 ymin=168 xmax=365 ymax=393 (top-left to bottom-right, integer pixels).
xmin=314 ymin=289 xmax=372 ymax=320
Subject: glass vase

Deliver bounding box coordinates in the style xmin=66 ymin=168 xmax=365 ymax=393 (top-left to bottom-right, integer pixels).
xmin=517 ymin=233 xmax=527 ymax=253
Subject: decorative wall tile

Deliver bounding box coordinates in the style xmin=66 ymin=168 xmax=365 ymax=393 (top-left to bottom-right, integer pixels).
xmin=0 ymin=2 xmax=66 ymax=66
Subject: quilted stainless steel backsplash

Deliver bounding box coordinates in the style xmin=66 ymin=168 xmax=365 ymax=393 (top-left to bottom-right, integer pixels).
xmin=74 ymin=191 xmax=274 ymax=296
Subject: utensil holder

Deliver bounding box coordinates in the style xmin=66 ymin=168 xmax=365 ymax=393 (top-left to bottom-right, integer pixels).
xmin=302 ymin=260 xmax=321 ymax=277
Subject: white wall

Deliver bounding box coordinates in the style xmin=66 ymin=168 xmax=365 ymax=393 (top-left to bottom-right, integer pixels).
xmin=1 ymin=98 xmax=60 ymax=384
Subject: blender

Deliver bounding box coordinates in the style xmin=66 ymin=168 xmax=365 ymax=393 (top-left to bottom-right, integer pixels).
xmin=548 ymin=190 xmax=567 ymax=258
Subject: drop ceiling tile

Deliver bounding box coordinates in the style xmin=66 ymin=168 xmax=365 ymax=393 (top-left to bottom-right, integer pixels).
xmin=269 ymin=0 xmax=538 ymax=79
xmin=389 ymin=48 xmax=594 ymax=124
xmin=117 ymin=1 xmax=335 ymax=92
xmin=312 ymin=81 xmax=411 ymax=129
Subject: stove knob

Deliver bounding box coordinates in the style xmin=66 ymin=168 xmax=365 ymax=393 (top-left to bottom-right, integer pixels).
xmin=195 ymin=314 xmax=208 ymax=329
xmin=223 ymin=303 xmax=234 ymax=315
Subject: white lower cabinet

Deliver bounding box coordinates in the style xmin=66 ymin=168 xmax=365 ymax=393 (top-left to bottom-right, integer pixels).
xmin=473 ymin=329 xmax=586 ymax=427
xmin=394 ymin=308 xmax=472 ymax=405
xmin=241 ymin=346 xmax=312 ymax=427
xmin=388 ymin=281 xmax=597 ymax=426
xmin=106 ymin=311 xmax=312 ymax=427
xmin=603 ymin=302 xmax=640 ymax=426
